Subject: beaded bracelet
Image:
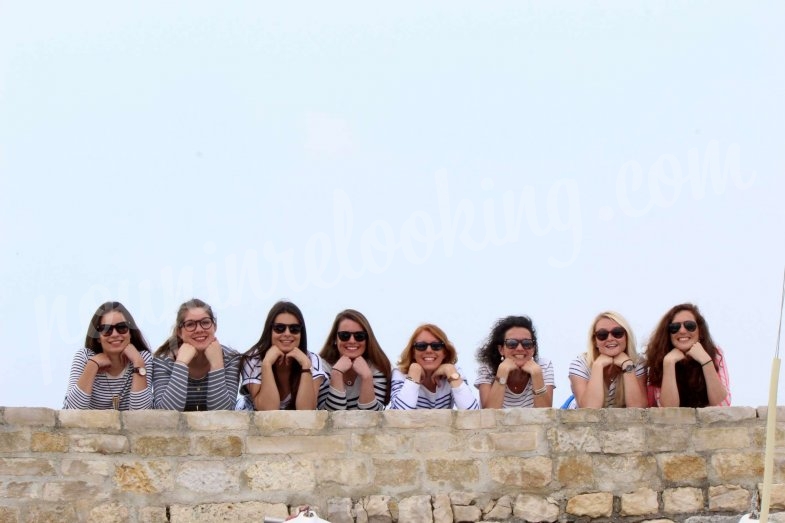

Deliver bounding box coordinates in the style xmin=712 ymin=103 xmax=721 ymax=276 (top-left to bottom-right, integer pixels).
xmin=701 ymin=360 xmax=713 ymax=367
xmin=533 ymin=386 xmax=548 ymax=396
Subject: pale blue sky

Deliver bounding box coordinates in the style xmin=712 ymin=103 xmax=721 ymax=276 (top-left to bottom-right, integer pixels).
xmin=1 ymin=2 xmax=783 ymax=408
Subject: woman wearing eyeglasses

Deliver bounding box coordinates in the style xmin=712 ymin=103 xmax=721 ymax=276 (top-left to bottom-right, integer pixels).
xmin=64 ymin=301 xmax=153 ymax=410
xmin=388 ymin=324 xmax=478 ymax=410
xmin=152 ymin=298 xmax=241 ymax=411
xmin=237 ymin=301 xmax=328 ymax=411
xmin=644 ymin=303 xmax=731 ymax=407
xmin=317 ymin=309 xmax=391 ymax=411
xmin=474 ymin=315 xmax=554 ymax=408
xmin=567 ymin=311 xmax=647 ymax=408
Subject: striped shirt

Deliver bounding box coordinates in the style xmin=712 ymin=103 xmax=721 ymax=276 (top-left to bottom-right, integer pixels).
xmin=473 ymin=358 xmax=555 ymax=408
xmin=567 ymin=353 xmax=647 ymax=408
xmin=236 ymin=351 xmax=328 ymax=410
xmin=152 ymin=346 xmax=241 ymax=411
xmin=63 ymin=348 xmax=153 ymax=410
xmin=317 ymin=360 xmax=388 ymax=411
xmin=388 ymin=367 xmax=479 ymax=410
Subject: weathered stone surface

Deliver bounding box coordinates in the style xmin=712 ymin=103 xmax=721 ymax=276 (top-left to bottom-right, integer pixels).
xmin=426 ymin=459 xmax=479 ymax=486
xmin=483 ymin=494 xmax=512 ymax=520
xmin=31 ymin=431 xmax=68 ymax=452
xmin=190 ymin=435 xmax=243 ymax=457
xmin=452 ymin=504 xmax=482 ymax=523
xmin=708 ymin=484 xmax=750 ymax=512
xmin=697 ymin=406 xmax=757 ymax=423
xmin=600 ymin=426 xmax=647 ymax=454
xmin=318 ymin=459 xmax=370 ymax=487
xmin=454 ymin=409 xmax=497 ymax=429
xmin=549 ymin=425 xmax=601 ymax=453
xmin=353 ymin=499 xmax=368 ymax=523
xmin=87 ymin=502 xmax=129 ymax=523
xmin=711 ymin=453 xmax=764 ymax=481
xmin=184 ymin=411 xmax=248 ymax=431
xmin=660 ymin=454 xmax=707 ymax=483
xmin=0 ymin=481 xmax=40 ymax=499
xmin=61 ymin=458 xmax=112 ymax=477
xmin=246 ymin=460 xmax=316 ymax=491
xmin=621 ymin=488 xmax=659 ymax=516
xmin=449 ymin=492 xmax=475 ymax=506
xmin=253 ymin=410 xmax=328 ymax=432
xmin=556 ymin=454 xmax=594 ymax=488
xmin=694 ymin=427 xmax=751 ymax=451
xmin=489 ymin=456 xmax=551 ymax=488
xmin=131 ymin=435 xmax=189 ymax=456
xmin=0 ymin=431 xmax=30 ymax=452
xmin=365 ymin=495 xmax=392 ymax=523
xmin=383 ymin=409 xmax=452 ymax=428
xmin=168 ymin=501 xmax=288 ymax=522
xmin=20 ymin=504 xmax=77 ymax=523
xmin=176 ymin=461 xmax=238 ymax=494
xmin=59 ymin=410 xmax=120 ymax=430
xmin=566 ymin=492 xmax=613 ymax=518
xmin=351 ymin=433 xmax=407 ymax=453
xmin=113 ymin=461 xmax=171 ymax=494
xmin=487 ymin=430 xmax=538 ymax=452
xmin=373 ymin=459 xmax=419 ymax=487
xmin=500 ymin=407 xmax=557 ymax=426
xmin=138 ymin=506 xmax=169 ymax=523
xmin=432 ymin=493 xmax=452 ymax=523
xmin=70 ymin=434 xmax=129 ymax=454
xmin=326 ymin=497 xmax=354 ymax=523
xmin=663 ymin=487 xmax=704 ymax=513
xmin=411 ymin=432 xmax=463 ymax=452
xmin=605 ymin=407 xmax=648 ymax=424
xmin=0 ymin=506 xmax=19 ymax=523
xmin=594 ymin=455 xmax=659 ymax=491
xmin=3 ymin=408 xmax=56 ymax=426
xmin=764 ymin=482 xmax=785 ymax=509
xmin=122 ymin=410 xmax=180 ymax=430
xmin=330 ymin=411 xmax=381 ymax=429
xmin=513 ymin=494 xmax=559 ymax=522
xmin=398 ymin=495 xmax=432 ymax=522
xmin=557 ymin=408 xmax=602 ymax=424
xmin=0 ymin=458 xmax=55 ymax=476
xmin=648 ymin=407 xmax=697 ymax=425
xmin=647 ymin=426 xmax=692 ymax=452
xmin=246 ymin=435 xmax=348 ymax=454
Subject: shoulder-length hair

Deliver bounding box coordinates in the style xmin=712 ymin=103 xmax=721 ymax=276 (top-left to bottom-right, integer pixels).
xmin=397 ymin=323 xmax=458 ymax=373
xmin=476 ymin=315 xmax=539 ymax=373
xmin=644 ymin=303 xmax=720 ymax=408
xmin=318 ymin=309 xmax=391 ymax=403
xmin=154 ymin=298 xmax=216 ymax=358
xmin=241 ymin=301 xmax=308 ymax=410
xmin=584 ymin=311 xmax=638 ymax=407
xmin=85 ymin=301 xmax=150 ymax=354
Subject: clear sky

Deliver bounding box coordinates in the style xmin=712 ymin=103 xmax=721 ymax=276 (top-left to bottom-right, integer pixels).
xmin=1 ymin=2 xmax=784 ymax=409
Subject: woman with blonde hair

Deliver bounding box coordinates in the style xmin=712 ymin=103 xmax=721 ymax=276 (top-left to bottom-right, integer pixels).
xmin=389 ymin=324 xmax=478 ymax=410
xmin=568 ymin=311 xmax=647 ymax=408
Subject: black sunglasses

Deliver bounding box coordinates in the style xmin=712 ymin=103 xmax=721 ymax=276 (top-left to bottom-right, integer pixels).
xmin=337 ymin=331 xmax=368 ymax=342
xmin=272 ymin=323 xmax=302 ymax=335
xmin=180 ymin=317 xmax=214 ymax=332
xmin=668 ymin=320 xmax=698 ymax=334
xmin=413 ymin=341 xmax=445 ymax=351
xmin=503 ymin=338 xmax=535 ymax=349
xmin=98 ymin=322 xmax=129 ymax=336
xmin=595 ymin=327 xmax=626 ymax=341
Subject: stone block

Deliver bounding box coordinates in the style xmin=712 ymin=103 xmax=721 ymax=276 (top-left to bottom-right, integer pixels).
xmin=410 ymin=431 xmax=463 ymax=452
xmin=599 ymin=426 xmax=647 ymax=454
xmin=487 ymin=430 xmax=539 ymax=452
xmin=513 ymin=494 xmax=559 ymax=522
xmin=364 ymin=495 xmax=392 ymax=523
xmin=122 ymin=410 xmax=181 ymax=430
xmin=350 ymin=433 xmax=408 ymax=454
xmin=87 ymin=502 xmax=129 ymax=523
xmin=383 ymin=409 xmax=452 ymax=428
xmin=489 ymin=456 xmax=552 ymax=488
xmin=694 ymin=427 xmax=751 ymax=451
xmin=113 ymin=461 xmax=171 ymax=494
xmin=168 ymin=501 xmax=289 ymax=523
xmin=176 ymin=461 xmax=239 ymax=494
xmin=20 ymin=504 xmax=77 ymax=523
xmin=0 ymin=506 xmax=19 ymax=523
xmin=190 ymin=435 xmax=243 ymax=457
xmin=131 ymin=435 xmax=190 ymax=456
xmin=326 ymin=497 xmax=354 ymax=523
xmin=373 ymin=459 xmax=419 ymax=488
xmin=138 ymin=506 xmax=169 ymax=523
xmin=765 ymin=483 xmax=785 ymax=509
xmin=548 ymin=425 xmax=601 ymax=453
xmin=329 ymin=411 xmax=381 ymax=430
xmin=566 ymin=492 xmax=613 ymax=518
xmin=594 ymin=455 xmax=659 ymax=491
xmin=61 ymin=458 xmax=112 ymax=477
xmin=711 ymin=452 xmax=764 ymax=482
xmin=43 ymin=481 xmax=106 ymax=502
xmin=184 ymin=411 xmax=249 ymax=431
xmin=647 ymin=426 xmax=692 ymax=452
xmin=317 ymin=458 xmax=371 ymax=487
xmin=0 ymin=457 xmax=55 ymax=476
xmin=558 ymin=408 xmax=602 ymax=424
xmin=697 ymin=406 xmax=757 ymax=423
xmin=432 ymin=493 xmax=452 ymax=523
xmin=0 ymin=481 xmax=41 ymax=499
xmin=620 ymin=488 xmax=659 ymax=516
xmin=660 ymin=454 xmax=707 ymax=483
xmin=483 ymin=494 xmax=512 ymax=521
xmin=448 ymin=492 xmax=476 ymax=506
xmin=3 ymin=408 xmax=56 ymax=426
xmin=246 ymin=435 xmax=348 ymax=454
xmin=453 ymin=409 xmax=497 ymax=429
xmin=426 ymin=460 xmax=479 ymax=487
xmin=246 ymin=459 xmax=316 ymax=491
xmin=353 ymin=499 xmax=368 ymax=523
xmin=59 ymin=410 xmax=121 ymax=430
xmin=556 ymin=454 xmax=594 ymax=488
xmin=31 ymin=431 xmax=68 ymax=452
xmin=0 ymin=431 xmax=30 ymax=452
xmin=708 ymin=484 xmax=750 ymax=512
xmin=605 ymin=407 xmax=648 ymax=425
xmin=662 ymin=487 xmax=704 ymax=513
xmin=451 ymin=505 xmax=481 ymax=522
xmin=398 ymin=495 xmax=432 ymax=522
xmin=647 ymin=408 xmax=697 ymax=425
xmin=500 ymin=407 xmax=557 ymax=426
xmin=253 ymin=410 xmax=328 ymax=433
xmin=70 ymin=434 xmax=129 ymax=454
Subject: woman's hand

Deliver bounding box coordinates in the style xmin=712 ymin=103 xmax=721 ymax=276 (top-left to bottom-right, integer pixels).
xmin=664 ymin=347 xmax=687 ymax=366
xmin=285 ymin=347 xmax=311 ymax=369
xmin=352 ymin=356 xmax=373 ymax=380
xmin=433 ymin=363 xmax=458 ymax=381
xmin=612 ymin=353 xmax=632 ymax=369
xmin=686 ymin=342 xmax=710 ymax=364
xmin=122 ymin=343 xmax=145 ymax=368
xmin=176 ymin=343 xmax=197 ymax=365
xmin=332 ymin=355 xmax=353 ymax=374
xmin=407 ymin=362 xmax=424 ymax=383
xmin=90 ymin=353 xmax=112 ymax=372
xmin=521 ymin=359 xmax=542 ymax=376
xmin=205 ymin=339 xmax=224 ymax=369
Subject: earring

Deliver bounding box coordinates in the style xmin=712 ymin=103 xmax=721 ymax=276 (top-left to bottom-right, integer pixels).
xmin=500 ymin=356 xmax=505 ymax=361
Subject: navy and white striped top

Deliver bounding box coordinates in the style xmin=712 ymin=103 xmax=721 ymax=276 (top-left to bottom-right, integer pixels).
xmin=317 ymin=360 xmax=388 ymax=411
xmin=236 ymin=350 xmax=328 ymax=410
xmin=473 ymin=357 xmax=556 ymax=408
xmin=388 ymin=367 xmax=479 ymax=410
xmin=63 ymin=348 xmax=153 ymax=410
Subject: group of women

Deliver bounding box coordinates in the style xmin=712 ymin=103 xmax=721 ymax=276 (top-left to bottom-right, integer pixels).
xmin=63 ymin=300 xmax=731 ymax=412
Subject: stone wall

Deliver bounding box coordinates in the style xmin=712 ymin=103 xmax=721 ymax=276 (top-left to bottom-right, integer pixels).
xmin=1 ymin=406 xmax=784 ymax=523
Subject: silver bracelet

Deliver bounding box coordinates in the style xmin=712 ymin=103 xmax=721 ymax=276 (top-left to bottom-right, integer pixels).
xmin=533 ymin=386 xmax=547 ymax=396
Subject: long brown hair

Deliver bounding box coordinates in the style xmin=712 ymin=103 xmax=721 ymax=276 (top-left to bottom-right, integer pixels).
xmin=85 ymin=301 xmax=150 ymax=354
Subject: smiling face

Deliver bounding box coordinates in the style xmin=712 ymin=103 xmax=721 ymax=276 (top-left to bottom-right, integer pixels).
xmin=412 ymin=329 xmax=446 ymax=371
xmin=670 ymin=309 xmax=699 ymax=352
xmin=98 ymin=310 xmax=130 ymax=354
xmin=336 ymin=318 xmax=366 ymax=359
xmin=594 ymin=317 xmax=627 ymax=357
xmin=499 ymin=326 xmax=535 ymax=365
xmin=178 ymin=307 xmax=216 ymax=350
xmin=271 ymin=312 xmax=301 ymax=353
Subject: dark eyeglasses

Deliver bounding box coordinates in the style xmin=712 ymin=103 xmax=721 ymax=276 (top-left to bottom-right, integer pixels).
xmin=594 ymin=327 xmax=626 ymax=341
xmin=413 ymin=341 xmax=445 ymax=351
xmin=180 ymin=317 xmax=214 ymax=332
xmin=337 ymin=331 xmax=368 ymax=342
xmin=98 ymin=322 xmax=129 ymax=336
xmin=503 ymin=338 xmax=535 ymax=349
xmin=668 ymin=320 xmax=698 ymax=334
xmin=272 ymin=323 xmax=302 ymax=334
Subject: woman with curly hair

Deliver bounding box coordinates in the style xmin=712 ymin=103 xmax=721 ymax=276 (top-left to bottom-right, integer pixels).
xmin=644 ymin=303 xmax=731 ymax=407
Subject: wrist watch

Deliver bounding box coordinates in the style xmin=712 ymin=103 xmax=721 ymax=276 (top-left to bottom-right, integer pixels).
xmin=495 ymin=375 xmax=507 ymax=386
xmin=133 ymin=367 xmax=147 ymax=376
xmin=448 ymin=372 xmax=461 ymax=382
xmin=622 ymin=363 xmax=635 ymax=374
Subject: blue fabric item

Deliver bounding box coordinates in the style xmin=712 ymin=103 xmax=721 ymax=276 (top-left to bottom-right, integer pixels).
xmin=560 ymin=394 xmax=575 ymax=409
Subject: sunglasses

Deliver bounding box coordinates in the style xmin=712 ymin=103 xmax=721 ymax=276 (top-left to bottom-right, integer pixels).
xmin=594 ymin=327 xmax=626 ymax=341
xmin=413 ymin=341 xmax=445 ymax=351
xmin=337 ymin=331 xmax=368 ymax=342
xmin=272 ymin=323 xmax=302 ymax=335
xmin=180 ymin=317 xmax=214 ymax=332
xmin=98 ymin=322 xmax=130 ymax=336
xmin=503 ymin=338 xmax=535 ymax=349
xmin=668 ymin=320 xmax=698 ymax=334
